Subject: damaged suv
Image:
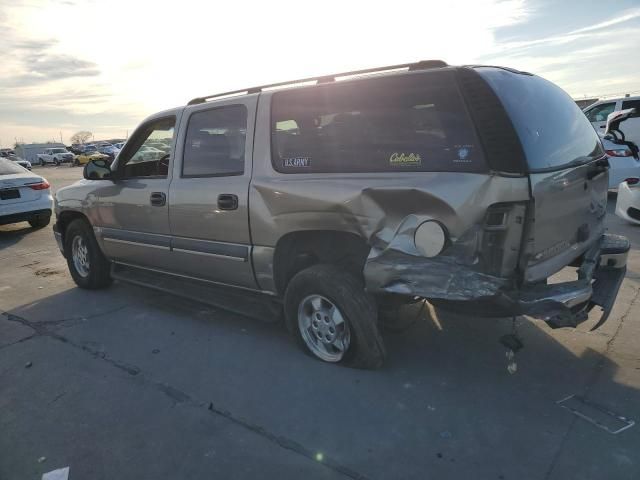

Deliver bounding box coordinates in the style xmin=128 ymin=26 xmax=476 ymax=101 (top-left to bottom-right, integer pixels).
xmin=53 ymin=60 xmax=629 ymax=369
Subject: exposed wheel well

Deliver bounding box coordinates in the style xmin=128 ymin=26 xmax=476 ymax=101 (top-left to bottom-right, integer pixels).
xmin=57 ymin=211 xmax=90 ymax=247
xmin=273 ymin=230 xmax=370 ymax=296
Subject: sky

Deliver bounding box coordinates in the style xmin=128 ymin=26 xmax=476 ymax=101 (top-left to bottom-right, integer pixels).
xmin=0 ymin=0 xmax=639 ymax=146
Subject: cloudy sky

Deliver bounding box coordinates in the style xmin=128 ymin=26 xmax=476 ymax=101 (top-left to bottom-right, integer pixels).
xmin=0 ymin=0 xmax=639 ymax=146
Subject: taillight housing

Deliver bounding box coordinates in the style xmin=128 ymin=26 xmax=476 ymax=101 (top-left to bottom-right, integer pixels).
xmin=606 ymin=149 xmax=633 ymax=157
xmin=481 ymin=203 xmax=527 ymax=277
xmin=27 ymin=181 xmax=50 ymax=190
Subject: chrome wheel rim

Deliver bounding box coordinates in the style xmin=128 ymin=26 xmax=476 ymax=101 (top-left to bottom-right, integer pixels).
xmin=298 ymin=294 xmax=350 ymax=362
xmin=71 ymin=235 xmax=90 ymax=278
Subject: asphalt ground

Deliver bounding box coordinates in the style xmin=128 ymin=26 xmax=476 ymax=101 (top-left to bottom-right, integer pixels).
xmin=1 ymin=164 xmax=640 ymax=479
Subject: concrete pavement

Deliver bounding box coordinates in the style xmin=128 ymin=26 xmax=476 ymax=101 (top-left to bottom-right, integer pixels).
xmin=1 ymin=165 xmax=640 ymax=479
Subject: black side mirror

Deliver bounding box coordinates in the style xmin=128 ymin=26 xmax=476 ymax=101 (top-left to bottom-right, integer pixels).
xmin=83 ymin=159 xmax=113 ymax=180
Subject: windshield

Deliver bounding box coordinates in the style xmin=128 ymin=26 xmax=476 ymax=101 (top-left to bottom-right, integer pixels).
xmin=0 ymin=157 xmax=26 ymax=174
xmin=52 ymin=148 xmax=67 ymax=153
xmin=478 ymin=68 xmax=604 ymax=171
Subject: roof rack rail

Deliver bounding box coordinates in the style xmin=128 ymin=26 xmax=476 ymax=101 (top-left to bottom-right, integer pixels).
xmin=187 ymin=60 xmax=448 ymax=106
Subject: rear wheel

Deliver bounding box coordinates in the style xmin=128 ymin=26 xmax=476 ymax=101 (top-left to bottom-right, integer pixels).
xmin=39 ymin=158 xmax=45 ymax=166
xmin=284 ymin=264 xmax=386 ymax=369
xmin=64 ymin=219 xmax=112 ymax=289
xmin=28 ymin=215 xmax=51 ymax=229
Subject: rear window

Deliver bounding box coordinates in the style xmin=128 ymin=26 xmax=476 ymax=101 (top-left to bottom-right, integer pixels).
xmin=271 ymin=71 xmax=486 ymax=173
xmin=0 ymin=158 xmax=26 ymax=175
xmin=477 ymin=68 xmax=604 ymax=171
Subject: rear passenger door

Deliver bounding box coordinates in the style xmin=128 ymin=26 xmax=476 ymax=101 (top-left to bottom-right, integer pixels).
xmin=168 ymin=96 xmax=258 ymax=289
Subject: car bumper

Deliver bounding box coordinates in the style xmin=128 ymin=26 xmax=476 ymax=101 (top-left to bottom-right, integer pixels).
xmin=367 ymin=232 xmax=629 ymax=330
xmin=615 ymin=181 xmax=640 ymax=224
xmin=0 ymin=208 xmax=51 ymax=226
xmin=608 ymin=157 xmax=640 ymax=190
xmin=503 ymin=233 xmax=628 ymax=329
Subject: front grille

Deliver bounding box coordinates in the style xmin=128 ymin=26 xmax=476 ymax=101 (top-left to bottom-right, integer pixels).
xmin=628 ymin=207 xmax=640 ymax=221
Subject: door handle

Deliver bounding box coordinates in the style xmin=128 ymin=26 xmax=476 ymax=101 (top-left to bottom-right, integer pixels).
xmin=217 ymin=194 xmax=238 ymax=210
xmin=599 ymin=125 xmax=605 ymax=128
xmin=150 ymin=192 xmax=166 ymax=206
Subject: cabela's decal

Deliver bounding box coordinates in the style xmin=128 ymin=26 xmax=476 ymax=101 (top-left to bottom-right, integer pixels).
xmin=389 ymin=152 xmax=422 ymax=166
xmin=283 ymin=157 xmax=310 ymax=168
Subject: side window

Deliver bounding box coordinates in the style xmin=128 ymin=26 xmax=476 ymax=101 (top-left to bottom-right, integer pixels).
xmin=120 ymin=117 xmax=175 ymax=179
xmin=621 ymin=100 xmax=640 ymax=117
xmin=585 ymin=103 xmax=616 ymax=122
xmin=182 ymin=105 xmax=247 ymax=177
xmin=271 ymin=71 xmax=486 ymax=174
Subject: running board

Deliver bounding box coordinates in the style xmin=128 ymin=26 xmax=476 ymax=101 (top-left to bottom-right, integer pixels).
xmin=111 ymin=263 xmax=282 ymax=323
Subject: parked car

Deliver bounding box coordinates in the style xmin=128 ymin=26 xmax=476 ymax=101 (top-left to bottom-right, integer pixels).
xmin=99 ymin=145 xmax=121 ymax=159
xmin=615 ymin=179 xmax=640 ymax=224
xmin=73 ymin=151 xmax=110 ymax=167
xmin=0 ymin=148 xmax=16 ymax=157
xmin=0 ymin=150 xmax=31 ymax=170
xmin=130 ymin=144 xmax=165 ymax=163
xmin=600 ymin=133 xmax=640 ymax=189
xmin=36 ymin=147 xmax=74 ymax=166
xmin=9 ymin=155 xmax=32 ymax=170
xmin=584 ymin=96 xmax=640 ymax=148
xmin=0 ymin=157 xmax=52 ymax=228
xmin=53 ymin=61 xmax=629 ymax=368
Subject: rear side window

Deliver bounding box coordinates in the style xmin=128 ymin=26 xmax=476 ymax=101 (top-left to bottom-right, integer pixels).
xmin=182 ymin=105 xmax=247 ymax=177
xmin=478 ymin=68 xmax=604 ymax=171
xmin=271 ymin=71 xmax=486 ymax=173
xmin=585 ymin=102 xmax=616 ymax=122
xmin=621 ymin=100 xmax=640 ymax=117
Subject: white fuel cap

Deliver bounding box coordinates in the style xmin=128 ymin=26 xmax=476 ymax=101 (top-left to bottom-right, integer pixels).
xmin=414 ymin=221 xmax=446 ymax=258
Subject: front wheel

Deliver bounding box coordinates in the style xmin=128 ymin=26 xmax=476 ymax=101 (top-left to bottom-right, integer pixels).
xmin=64 ymin=219 xmax=112 ymax=289
xmin=53 ymin=157 xmax=60 ymax=166
xmin=284 ymin=264 xmax=386 ymax=369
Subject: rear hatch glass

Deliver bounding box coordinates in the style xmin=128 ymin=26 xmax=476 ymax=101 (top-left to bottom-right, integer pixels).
xmin=477 ymin=68 xmax=604 ymax=171
xmin=0 ymin=158 xmax=27 ymax=175
xmin=271 ymin=70 xmax=487 ymax=174
xmin=477 ymin=68 xmax=607 ymax=281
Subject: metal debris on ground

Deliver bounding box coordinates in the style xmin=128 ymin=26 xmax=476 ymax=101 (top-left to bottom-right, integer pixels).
xmin=41 ymin=466 xmax=69 ymax=480
xmin=25 ymin=361 xmax=32 ymax=368
xmin=500 ymin=317 xmax=524 ymax=374
xmin=37 ymin=456 xmax=46 ymax=463
xmin=557 ymin=394 xmax=635 ymax=434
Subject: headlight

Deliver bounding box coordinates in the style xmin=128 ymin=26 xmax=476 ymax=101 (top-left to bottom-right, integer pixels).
xmin=414 ymin=221 xmax=447 ymax=258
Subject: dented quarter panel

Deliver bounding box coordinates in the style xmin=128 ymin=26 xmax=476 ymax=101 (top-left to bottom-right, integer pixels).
xmin=250 ymin=90 xmax=530 ymax=297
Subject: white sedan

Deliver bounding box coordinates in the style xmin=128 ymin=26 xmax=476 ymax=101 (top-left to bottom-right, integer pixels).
xmin=0 ymin=158 xmax=53 ymax=228
xmin=615 ymin=179 xmax=640 ymax=225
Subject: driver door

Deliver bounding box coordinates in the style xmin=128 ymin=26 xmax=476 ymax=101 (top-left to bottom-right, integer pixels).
xmin=94 ymin=111 xmax=182 ymax=270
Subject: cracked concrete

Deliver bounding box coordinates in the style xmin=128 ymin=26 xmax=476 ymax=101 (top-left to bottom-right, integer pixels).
xmin=2 ymin=167 xmax=640 ymax=480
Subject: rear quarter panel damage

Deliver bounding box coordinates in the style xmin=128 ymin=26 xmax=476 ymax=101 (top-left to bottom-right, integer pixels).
xmin=248 ymin=171 xmax=530 ymax=299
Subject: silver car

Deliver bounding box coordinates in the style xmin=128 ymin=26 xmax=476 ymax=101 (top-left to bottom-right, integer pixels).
xmin=53 ymin=61 xmax=629 ymax=368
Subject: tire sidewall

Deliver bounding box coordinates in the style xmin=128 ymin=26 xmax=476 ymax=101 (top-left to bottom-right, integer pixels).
xmin=64 ymin=220 xmax=110 ymax=288
xmin=284 ymin=265 xmax=385 ymax=368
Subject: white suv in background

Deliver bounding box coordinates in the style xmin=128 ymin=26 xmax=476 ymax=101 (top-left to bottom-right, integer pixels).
xmin=37 ymin=148 xmax=74 ymax=166
xmin=584 ymin=97 xmax=640 ymax=189
xmin=584 ymin=96 xmax=640 ymax=145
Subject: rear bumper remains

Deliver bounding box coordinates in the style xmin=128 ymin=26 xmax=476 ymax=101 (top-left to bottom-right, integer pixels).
xmin=366 ymin=233 xmax=628 ymax=330
xmin=506 ymin=233 xmax=628 ymax=329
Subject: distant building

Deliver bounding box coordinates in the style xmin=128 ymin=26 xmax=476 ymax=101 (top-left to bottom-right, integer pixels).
xmin=14 ymin=142 xmax=66 ymax=163
xmin=575 ymin=98 xmax=599 ymax=110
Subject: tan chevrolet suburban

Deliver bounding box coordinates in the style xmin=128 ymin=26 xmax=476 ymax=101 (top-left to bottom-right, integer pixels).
xmin=53 ymin=60 xmax=629 ymax=369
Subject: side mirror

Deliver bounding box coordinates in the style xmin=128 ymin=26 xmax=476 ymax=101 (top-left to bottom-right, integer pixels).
xmin=83 ymin=159 xmax=113 ymax=180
